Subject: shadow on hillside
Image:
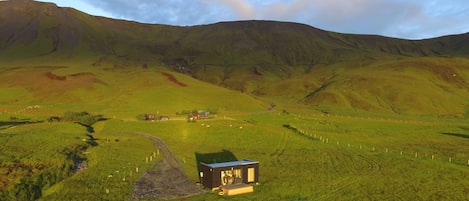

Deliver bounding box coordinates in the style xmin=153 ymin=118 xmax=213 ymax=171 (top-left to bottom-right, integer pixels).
xmin=441 ymin=132 xmax=469 ymax=139
xmin=195 ymin=149 xmax=238 ymax=164
xmin=194 ymin=150 xmax=238 ymax=181
xmin=0 ymin=120 xmax=43 ymax=130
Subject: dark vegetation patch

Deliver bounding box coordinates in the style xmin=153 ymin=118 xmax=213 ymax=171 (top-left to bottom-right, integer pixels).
xmin=0 ymin=118 xmax=43 ymax=130
xmin=61 ymin=111 xmax=106 ymax=133
xmin=253 ymin=67 xmax=263 ymax=76
xmin=0 ymin=144 xmax=89 ymax=201
xmin=161 ymin=72 xmax=187 ymax=87
xmin=441 ymin=132 xmax=469 ymax=139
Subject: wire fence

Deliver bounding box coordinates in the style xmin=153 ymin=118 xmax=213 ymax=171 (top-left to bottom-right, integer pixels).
xmin=285 ymin=123 xmax=469 ymax=167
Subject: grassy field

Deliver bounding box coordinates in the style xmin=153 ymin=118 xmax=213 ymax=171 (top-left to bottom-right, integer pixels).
xmin=61 ymin=112 xmax=469 ymax=200
xmin=40 ymin=132 xmax=156 ymax=200
xmin=0 ymin=63 xmax=468 ymax=200
xmin=0 ymin=114 xmax=89 ymax=200
xmin=1 ymin=102 xmax=469 ymax=200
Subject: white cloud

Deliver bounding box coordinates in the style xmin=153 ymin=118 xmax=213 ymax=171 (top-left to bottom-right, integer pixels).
xmin=38 ymin=0 xmax=469 ymax=39
xmin=205 ymin=0 xmax=256 ymax=20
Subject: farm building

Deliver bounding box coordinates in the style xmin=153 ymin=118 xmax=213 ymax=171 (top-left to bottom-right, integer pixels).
xmin=145 ymin=114 xmax=156 ymax=121
xmin=188 ymin=110 xmax=211 ymax=122
xmin=158 ymin=116 xmax=170 ymax=121
xmin=199 ymin=159 xmax=259 ymax=195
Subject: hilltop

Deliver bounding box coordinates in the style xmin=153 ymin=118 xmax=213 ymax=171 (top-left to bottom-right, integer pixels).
xmin=1 ymin=0 xmax=469 ymax=117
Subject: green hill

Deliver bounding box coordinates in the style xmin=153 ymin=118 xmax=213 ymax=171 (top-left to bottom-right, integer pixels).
xmin=1 ymin=0 xmax=469 ymax=117
xmin=0 ymin=65 xmax=266 ymax=118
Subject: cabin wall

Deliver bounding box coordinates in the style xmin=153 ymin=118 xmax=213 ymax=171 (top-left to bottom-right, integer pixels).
xmin=200 ymin=163 xmax=259 ymax=189
xmin=241 ymin=164 xmax=259 ymax=184
xmin=199 ymin=164 xmax=213 ymax=189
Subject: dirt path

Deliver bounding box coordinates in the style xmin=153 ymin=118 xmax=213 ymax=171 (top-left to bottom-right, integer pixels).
xmin=102 ymin=132 xmax=205 ymax=200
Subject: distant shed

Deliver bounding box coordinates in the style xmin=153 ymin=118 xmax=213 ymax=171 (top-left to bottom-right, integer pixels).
xmin=199 ymin=159 xmax=259 ymax=190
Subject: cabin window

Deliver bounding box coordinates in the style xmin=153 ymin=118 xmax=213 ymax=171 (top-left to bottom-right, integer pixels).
xmin=247 ymin=168 xmax=255 ymax=182
xmin=221 ymin=169 xmax=243 ymax=185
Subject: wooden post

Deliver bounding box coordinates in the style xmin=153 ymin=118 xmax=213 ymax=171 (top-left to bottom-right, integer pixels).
xmin=153 ymin=151 xmax=156 ymax=157
xmin=150 ymin=156 xmax=153 ymax=161
xmin=372 ymin=147 xmax=375 ymax=152
xmin=337 ymin=141 xmax=339 ymax=145
xmin=359 ymin=145 xmax=362 ymax=150
xmin=157 ymin=149 xmax=160 ymax=156
xmin=136 ymin=167 xmax=139 ymax=173
xmin=400 ymin=151 xmax=403 ymax=155
xmin=385 ymin=148 xmax=388 ymax=153
xmin=105 ymin=188 xmax=110 ymax=194
xmin=415 ymin=152 xmax=418 ymax=158
xmin=146 ymin=157 xmax=148 ymax=164
xmin=432 ymin=155 xmax=434 ymax=160
xmin=449 ymin=157 xmax=452 ymax=163
xmin=183 ymin=156 xmax=186 ymax=164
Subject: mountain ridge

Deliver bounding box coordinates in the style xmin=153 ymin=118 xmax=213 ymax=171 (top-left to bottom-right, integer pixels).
xmin=1 ymin=0 xmax=469 ymax=117
xmin=2 ymin=0 xmax=469 ymax=64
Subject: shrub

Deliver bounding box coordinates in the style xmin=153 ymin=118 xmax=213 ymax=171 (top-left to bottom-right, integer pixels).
xmin=62 ymin=111 xmax=103 ymax=127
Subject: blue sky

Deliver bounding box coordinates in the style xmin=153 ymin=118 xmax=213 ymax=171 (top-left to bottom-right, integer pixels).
xmin=37 ymin=0 xmax=469 ymax=40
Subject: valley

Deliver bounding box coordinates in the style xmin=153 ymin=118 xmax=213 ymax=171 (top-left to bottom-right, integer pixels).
xmin=0 ymin=1 xmax=469 ymax=200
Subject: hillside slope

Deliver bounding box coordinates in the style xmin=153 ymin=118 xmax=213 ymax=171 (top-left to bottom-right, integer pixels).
xmin=0 ymin=65 xmax=266 ymax=118
xmin=1 ymin=0 xmax=469 ymax=116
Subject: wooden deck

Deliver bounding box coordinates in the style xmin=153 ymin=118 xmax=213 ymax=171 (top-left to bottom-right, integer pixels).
xmin=221 ymin=183 xmax=254 ymax=196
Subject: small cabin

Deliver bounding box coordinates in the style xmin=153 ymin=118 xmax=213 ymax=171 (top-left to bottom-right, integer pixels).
xmin=199 ymin=159 xmax=259 ymax=191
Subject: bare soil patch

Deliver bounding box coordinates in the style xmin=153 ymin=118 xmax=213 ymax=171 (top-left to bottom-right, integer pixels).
xmin=161 ymin=72 xmax=188 ymax=87
xmin=125 ymin=132 xmax=205 ymax=200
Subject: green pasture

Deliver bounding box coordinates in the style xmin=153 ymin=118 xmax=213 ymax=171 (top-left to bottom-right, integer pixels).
xmin=95 ymin=112 xmax=469 ymax=200
xmin=41 ymin=133 xmax=156 ymax=201
xmin=0 ymin=115 xmax=89 ymax=200
xmin=1 ymin=109 xmax=469 ymax=200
